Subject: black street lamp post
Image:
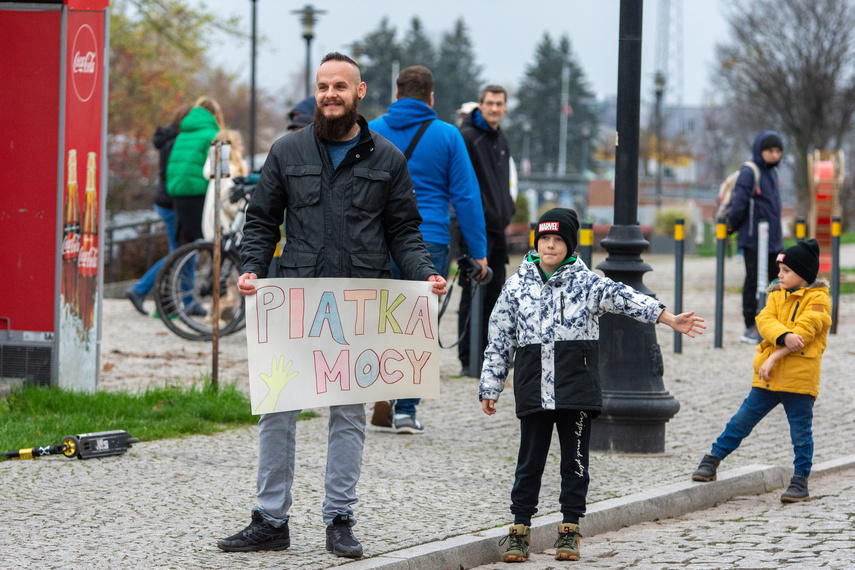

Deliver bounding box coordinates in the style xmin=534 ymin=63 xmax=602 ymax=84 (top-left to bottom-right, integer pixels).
xmin=292 ymin=4 xmax=326 ymax=98
xmin=249 ymin=0 xmax=257 ymax=171
xmin=654 ymin=71 xmax=665 ymax=209
xmin=591 ymin=0 xmax=680 ymax=454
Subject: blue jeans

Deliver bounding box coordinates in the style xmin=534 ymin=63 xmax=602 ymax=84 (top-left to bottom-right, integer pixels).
xmin=710 ymin=387 xmax=815 ymax=478
xmin=132 ymin=205 xmax=177 ymax=296
xmin=389 ymin=241 xmax=449 ymax=416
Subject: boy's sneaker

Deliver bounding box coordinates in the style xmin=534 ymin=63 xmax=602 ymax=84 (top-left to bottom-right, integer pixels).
xmin=325 ymin=514 xmax=363 ymax=558
xmin=741 ymin=325 xmax=761 ymax=344
xmin=780 ymin=475 xmax=810 ymax=503
xmin=692 ymin=454 xmax=721 ymax=482
xmin=370 ymin=400 xmax=394 ymax=427
xmin=554 ymin=522 xmax=582 ymax=561
xmin=499 ymin=523 xmax=530 ymax=563
xmin=393 ymin=413 xmax=424 ymax=434
xmin=217 ymin=511 xmax=290 ymax=552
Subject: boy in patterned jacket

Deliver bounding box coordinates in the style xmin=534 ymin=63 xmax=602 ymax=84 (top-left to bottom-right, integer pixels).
xmin=480 ymin=208 xmax=705 ymax=563
xmin=691 ymin=239 xmax=831 ymax=503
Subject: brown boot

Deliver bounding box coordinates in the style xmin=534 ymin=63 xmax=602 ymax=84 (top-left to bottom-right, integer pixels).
xmin=370 ymin=400 xmax=393 ymax=427
xmin=499 ymin=524 xmax=530 ymax=563
xmin=554 ymin=522 xmax=581 ymax=561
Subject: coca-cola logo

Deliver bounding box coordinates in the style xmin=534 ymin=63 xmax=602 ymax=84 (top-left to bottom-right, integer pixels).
xmin=71 ymin=24 xmax=98 ymax=103
xmin=63 ymin=233 xmax=80 ymax=258
xmin=73 ymin=52 xmax=96 ymax=74
xmin=78 ymin=245 xmax=99 ymax=273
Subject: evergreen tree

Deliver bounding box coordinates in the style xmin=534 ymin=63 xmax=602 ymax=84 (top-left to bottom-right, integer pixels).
xmin=356 ymin=17 xmax=402 ymax=120
xmin=433 ymin=19 xmax=482 ymax=123
xmin=510 ymin=33 xmax=597 ymax=175
xmin=400 ymin=17 xmax=436 ymax=71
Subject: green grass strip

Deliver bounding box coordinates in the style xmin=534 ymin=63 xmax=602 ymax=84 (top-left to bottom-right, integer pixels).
xmin=0 ymin=381 xmax=317 ymax=457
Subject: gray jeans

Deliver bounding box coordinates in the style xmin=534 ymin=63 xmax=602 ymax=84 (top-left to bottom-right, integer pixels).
xmin=255 ymin=404 xmax=366 ymax=527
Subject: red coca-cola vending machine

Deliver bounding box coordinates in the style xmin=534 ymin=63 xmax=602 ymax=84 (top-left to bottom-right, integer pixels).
xmin=0 ymin=0 xmax=109 ymax=392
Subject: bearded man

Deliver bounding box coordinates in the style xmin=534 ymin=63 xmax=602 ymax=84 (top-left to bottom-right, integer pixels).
xmin=218 ymin=52 xmax=446 ymax=558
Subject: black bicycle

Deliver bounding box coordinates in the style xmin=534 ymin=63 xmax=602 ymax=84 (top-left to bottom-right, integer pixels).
xmin=153 ymin=178 xmax=256 ymax=340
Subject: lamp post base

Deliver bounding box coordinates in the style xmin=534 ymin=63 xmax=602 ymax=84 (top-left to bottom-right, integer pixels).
xmin=591 ymin=389 xmax=680 ymax=454
xmin=593 ymin=224 xmax=680 ymax=454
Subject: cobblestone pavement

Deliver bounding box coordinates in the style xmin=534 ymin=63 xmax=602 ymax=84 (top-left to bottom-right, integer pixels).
xmin=473 ymin=467 xmax=855 ymax=569
xmin=1 ymin=248 xmax=853 ymax=569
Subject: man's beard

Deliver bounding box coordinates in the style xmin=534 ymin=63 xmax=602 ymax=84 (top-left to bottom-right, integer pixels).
xmin=313 ymin=97 xmax=359 ymax=141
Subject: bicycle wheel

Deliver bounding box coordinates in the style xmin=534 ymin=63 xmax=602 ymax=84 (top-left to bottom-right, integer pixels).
xmin=154 ymin=241 xmax=246 ymax=340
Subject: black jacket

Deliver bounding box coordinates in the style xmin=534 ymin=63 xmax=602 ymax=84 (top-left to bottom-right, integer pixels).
xmin=152 ymin=125 xmax=179 ymax=209
xmin=241 ymin=116 xmax=436 ymax=281
xmin=459 ymin=109 xmax=514 ymax=235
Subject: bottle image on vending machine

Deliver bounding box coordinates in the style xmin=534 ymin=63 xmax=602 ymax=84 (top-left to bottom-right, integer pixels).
xmin=62 ymin=149 xmax=80 ymax=316
xmin=77 ymin=152 xmax=99 ymax=340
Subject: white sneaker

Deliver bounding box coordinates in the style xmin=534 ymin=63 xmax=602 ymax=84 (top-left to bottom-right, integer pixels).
xmin=393 ymin=413 xmax=424 ymax=434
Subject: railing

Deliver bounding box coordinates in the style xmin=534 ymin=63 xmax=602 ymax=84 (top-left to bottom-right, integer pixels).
xmin=103 ymin=215 xmax=167 ymax=284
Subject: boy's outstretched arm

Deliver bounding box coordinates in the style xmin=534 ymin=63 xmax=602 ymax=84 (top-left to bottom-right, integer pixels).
xmin=657 ymin=310 xmax=706 ymax=338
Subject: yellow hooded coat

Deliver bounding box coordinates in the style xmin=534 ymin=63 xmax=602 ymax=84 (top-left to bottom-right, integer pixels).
xmin=752 ymin=279 xmax=832 ymax=397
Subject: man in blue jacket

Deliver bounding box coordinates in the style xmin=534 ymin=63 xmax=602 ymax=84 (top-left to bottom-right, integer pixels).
xmin=369 ymin=65 xmax=488 ymax=433
xmin=729 ymin=130 xmax=784 ymax=343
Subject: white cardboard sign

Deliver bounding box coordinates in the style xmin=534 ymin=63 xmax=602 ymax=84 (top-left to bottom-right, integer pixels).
xmin=245 ymin=278 xmax=440 ymax=414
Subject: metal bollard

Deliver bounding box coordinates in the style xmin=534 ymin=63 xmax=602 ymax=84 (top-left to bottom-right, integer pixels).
xmin=468 ymin=282 xmax=483 ymax=377
xmin=714 ymin=217 xmax=726 ymax=348
xmin=673 ymin=218 xmax=684 ymax=354
xmin=796 ymin=217 xmax=806 ymax=242
xmin=756 ymin=219 xmax=769 ymax=311
xmin=580 ymin=221 xmax=593 ymax=268
xmin=831 ymin=216 xmax=841 ymax=334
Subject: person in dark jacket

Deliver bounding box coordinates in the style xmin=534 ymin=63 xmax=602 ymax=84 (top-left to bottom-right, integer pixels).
xmin=480 ymin=208 xmax=705 ymax=563
xmin=729 ymin=130 xmax=784 ymax=343
xmin=125 ymin=103 xmax=192 ymax=315
xmin=218 ymin=52 xmax=446 ymax=558
xmin=368 ymin=65 xmax=488 ymax=433
xmin=457 ymin=84 xmax=516 ymax=376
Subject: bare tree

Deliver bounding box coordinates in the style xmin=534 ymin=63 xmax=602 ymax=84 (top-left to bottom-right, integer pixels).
xmin=700 ymin=104 xmax=751 ymax=183
xmin=715 ymin=0 xmax=855 ymax=206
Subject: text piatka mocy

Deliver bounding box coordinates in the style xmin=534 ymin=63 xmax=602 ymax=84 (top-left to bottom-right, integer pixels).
xmin=245 ymin=278 xmax=441 ymax=414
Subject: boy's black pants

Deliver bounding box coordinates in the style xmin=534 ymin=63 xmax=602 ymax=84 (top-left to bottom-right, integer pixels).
xmin=511 ymin=409 xmax=592 ymax=525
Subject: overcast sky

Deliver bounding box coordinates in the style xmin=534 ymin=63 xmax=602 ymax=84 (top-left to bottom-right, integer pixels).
xmin=200 ymin=0 xmax=731 ymax=109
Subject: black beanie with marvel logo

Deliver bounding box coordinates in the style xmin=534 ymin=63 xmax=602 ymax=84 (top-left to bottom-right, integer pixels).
xmin=535 ymin=208 xmax=580 ymax=259
xmin=776 ymin=238 xmax=820 ymax=285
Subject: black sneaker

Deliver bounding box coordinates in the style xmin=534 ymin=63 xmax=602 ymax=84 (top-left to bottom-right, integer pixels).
xmin=692 ymin=454 xmax=721 ymax=482
xmin=217 ymin=511 xmax=291 ymax=552
xmin=325 ymin=514 xmax=363 ymax=558
xmin=780 ymin=475 xmax=810 ymax=503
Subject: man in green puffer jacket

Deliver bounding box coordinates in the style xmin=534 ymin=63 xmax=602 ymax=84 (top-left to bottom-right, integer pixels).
xmin=167 ymin=96 xmax=223 ymax=245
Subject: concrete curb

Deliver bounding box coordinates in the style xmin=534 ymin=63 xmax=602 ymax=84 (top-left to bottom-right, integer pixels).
xmin=340 ymin=454 xmax=855 ymax=569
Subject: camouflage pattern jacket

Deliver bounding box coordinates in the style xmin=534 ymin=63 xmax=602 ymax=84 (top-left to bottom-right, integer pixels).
xmin=479 ymin=255 xmax=665 ymax=418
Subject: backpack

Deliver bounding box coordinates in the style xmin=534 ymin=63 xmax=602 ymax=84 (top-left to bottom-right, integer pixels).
xmin=716 ymin=161 xmax=760 ymax=233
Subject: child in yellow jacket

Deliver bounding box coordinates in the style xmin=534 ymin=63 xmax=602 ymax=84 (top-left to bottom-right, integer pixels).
xmin=691 ymin=239 xmax=831 ymax=502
